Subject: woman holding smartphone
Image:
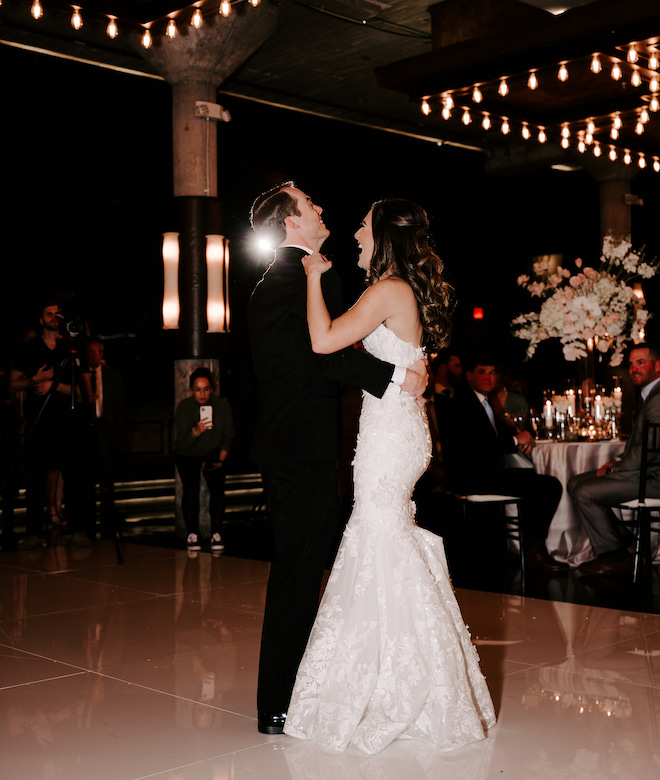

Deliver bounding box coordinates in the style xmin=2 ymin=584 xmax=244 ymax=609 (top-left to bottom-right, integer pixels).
xmin=174 ymin=367 xmax=234 ymax=553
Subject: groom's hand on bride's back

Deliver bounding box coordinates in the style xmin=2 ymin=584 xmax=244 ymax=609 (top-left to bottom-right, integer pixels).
xmin=401 ymin=358 xmax=429 ymax=398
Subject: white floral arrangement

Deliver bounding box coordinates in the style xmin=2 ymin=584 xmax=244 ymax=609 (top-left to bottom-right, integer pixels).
xmin=512 ymin=235 xmax=658 ymax=367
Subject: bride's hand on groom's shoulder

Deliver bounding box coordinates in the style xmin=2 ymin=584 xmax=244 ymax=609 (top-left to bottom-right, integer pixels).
xmin=302 ymin=252 xmax=332 ymax=277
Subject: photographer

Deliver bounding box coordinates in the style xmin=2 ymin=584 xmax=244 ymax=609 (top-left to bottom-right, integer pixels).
xmin=9 ymin=301 xmax=92 ymax=549
xmin=174 ymin=367 xmax=234 ymax=553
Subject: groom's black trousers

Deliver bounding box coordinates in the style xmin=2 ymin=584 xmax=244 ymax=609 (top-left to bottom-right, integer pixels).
xmin=257 ymin=459 xmax=341 ymax=713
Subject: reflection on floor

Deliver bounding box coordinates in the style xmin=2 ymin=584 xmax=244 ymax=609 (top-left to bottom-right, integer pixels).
xmin=1 ymin=538 xmax=660 ymax=780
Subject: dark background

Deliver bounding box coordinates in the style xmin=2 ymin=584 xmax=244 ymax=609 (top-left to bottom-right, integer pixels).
xmin=3 ymin=44 xmax=660 ymax=464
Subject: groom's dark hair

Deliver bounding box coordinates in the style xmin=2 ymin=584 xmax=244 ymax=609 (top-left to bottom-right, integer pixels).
xmin=250 ymin=181 xmax=301 ymax=243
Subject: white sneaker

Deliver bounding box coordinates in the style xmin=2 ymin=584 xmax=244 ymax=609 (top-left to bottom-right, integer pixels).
xmin=211 ymin=533 xmax=224 ymax=551
xmin=187 ymin=533 xmax=201 ymax=551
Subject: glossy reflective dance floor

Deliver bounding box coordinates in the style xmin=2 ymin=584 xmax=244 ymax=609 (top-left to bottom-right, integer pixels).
xmin=1 ymin=541 xmax=660 ymax=779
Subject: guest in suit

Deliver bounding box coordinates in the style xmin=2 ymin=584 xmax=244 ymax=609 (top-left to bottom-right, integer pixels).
xmin=440 ymin=353 xmax=566 ymax=572
xmin=568 ymin=342 xmax=660 ymax=576
xmin=82 ymin=337 xmax=124 ymax=540
xmin=247 ymin=182 xmax=428 ymax=735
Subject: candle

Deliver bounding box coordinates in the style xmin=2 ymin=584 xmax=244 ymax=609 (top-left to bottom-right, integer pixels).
xmin=544 ymin=399 xmax=554 ymax=428
xmin=613 ymin=386 xmax=622 ymax=408
xmin=594 ymin=394 xmax=604 ymax=421
xmin=566 ymin=389 xmax=576 ymax=417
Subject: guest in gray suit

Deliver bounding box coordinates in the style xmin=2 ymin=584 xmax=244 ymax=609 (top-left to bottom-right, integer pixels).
xmin=568 ymin=342 xmax=660 ymax=576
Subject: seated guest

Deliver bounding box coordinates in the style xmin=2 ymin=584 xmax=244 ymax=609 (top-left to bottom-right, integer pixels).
xmin=489 ymin=363 xmax=530 ymax=427
xmin=174 ymin=367 xmax=234 ymax=553
xmin=439 ymin=353 xmax=567 ymax=572
xmin=568 ymin=342 xmax=660 ymax=576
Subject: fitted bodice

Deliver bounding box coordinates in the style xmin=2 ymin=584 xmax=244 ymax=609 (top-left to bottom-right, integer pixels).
xmin=362 ymin=323 xmax=424 ymax=368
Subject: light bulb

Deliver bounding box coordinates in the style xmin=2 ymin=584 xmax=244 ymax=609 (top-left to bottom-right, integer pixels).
xmin=635 ymin=119 xmax=644 ymax=134
xmin=624 ymin=150 xmax=632 ymax=165
xmin=421 ymin=100 xmax=431 ymax=116
xmin=631 ymin=69 xmax=642 ymax=88
xmin=482 ymin=114 xmax=491 ymax=130
xmin=30 ymin=0 xmax=43 ymax=19
xmin=441 ymin=106 xmax=451 ymax=120
xmin=653 ymin=158 xmax=660 ymax=172
xmin=249 ymin=0 xmax=260 ymax=5
xmin=220 ymin=1 xmax=231 ymax=17
xmin=106 ymin=17 xmax=118 ymax=38
xmin=593 ymin=142 xmax=602 ymax=157
xmin=442 ymin=94 xmax=454 ymax=110
xmin=610 ymin=126 xmax=619 ymax=140
xmin=71 ymin=7 xmax=83 ymax=29
xmin=561 ymin=137 xmax=569 ymax=149
xmin=498 ymin=78 xmax=509 ymax=97
xmin=627 ymin=44 xmax=639 ymax=63
xmin=472 ymin=86 xmax=483 ymax=103
xmin=650 ymin=75 xmax=660 ymax=92
xmin=609 ymin=147 xmax=617 ymax=161
xmin=587 ymin=119 xmax=596 ymax=134
xmin=521 ymin=123 xmax=531 ymax=140
xmin=585 ymin=132 xmax=593 ymax=144
xmin=641 ymin=107 xmax=650 ymax=123
xmin=501 ymin=118 xmax=510 ymax=134
xmin=561 ymin=125 xmax=570 ymax=139
xmin=462 ymin=108 xmax=471 ymax=125
xmin=191 ymin=8 xmax=203 ymax=27
xmin=141 ymin=27 xmax=152 ymax=48
xmin=651 ymin=94 xmax=660 ymax=112
xmin=166 ymin=18 xmax=177 ymax=37
xmin=558 ymin=63 xmax=569 ymax=82
xmin=611 ymin=62 xmax=622 ymax=81
xmin=538 ymin=127 xmax=547 ymax=143
xmin=649 ymin=50 xmax=659 ymax=70
xmin=527 ymin=71 xmax=538 ymax=90
xmin=613 ymin=113 xmax=623 ymax=129
xmin=590 ymin=53 xmax=602 ymax=74
xmin=578 ymin=139 xmax=586 ymax=153
xmin=639 ymin=153 xmax=647 ymax=168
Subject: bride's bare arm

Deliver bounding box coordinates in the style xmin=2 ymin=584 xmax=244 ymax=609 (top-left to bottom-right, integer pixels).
xmin=303 ymin=252 xmax=397 ymax=354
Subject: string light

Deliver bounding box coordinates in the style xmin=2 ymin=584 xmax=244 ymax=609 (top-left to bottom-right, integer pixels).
xmin=521 ymin=123 xmax=531 ymax=140
xmin=654 ymin=158 xmax=660 ymax=172
xmin=249 ymin=0 xmax=260 ymax=5
xmin=421 ymin=99 xmax=431 ymax=116
xmin=462 ymin=107 xmax=471 ymax=125
xmin=611 ymin=61 xmax=622 ymax=80
xmin=590 ymin=53 xmax=602 ymax=74
xmin=558 ymin=62 xmax=569 ymax=82
xmin=561 ymin=136 xmax=569 ymax=149
xmin=587 ymin=119 xmax=596 ymax=135
xmin=141 ymin=26 xmax=152 ymax=48
xmin=527 ymin=71 xmax=538 ymax=90
xmin=472 ymin=86 xmax=483 ymax=103
xmin=593 ymin=141 xmax=602 ymax=157
xmin=609 ymin=146 xmax=617 ymax=161
xmin=106 ymin=16 xmax=118 ymax=38
xmin=220 ymin=0 xmax=231 ymax=16
xmin=442 ymin=93 xmax=454 ymax=110
xmin=613 ymin=113 xmax=623 ymax=130
xmin=638 ymin=153 xmax=647 ymax=168
xmin=631 ymin=69 xmax=642 ymax=88
xmin=649 ymin=50 xmax=660 ymax=70
xmin=585 ymin=131 xmax=593 ymax=144
xmin=166 ymin=17 xmax=177 ymax=37
xmin=627 ymin=44 xmax=639 ymax=63
xmin=30 ymin=0 xmax=43 ymax=19
xmin=71 ymin=6 xmax=82 ymax=29
xmin=498 ymin=78 xmax=509 ymax=97
xmin=441 ymin=105 xmax=451 ymax=120
xmin=561 ymin=124 xmax=570 ymax=139
xmin=651 ymin=94 xmax=660 ymax=112
xmin=577 ymin=137 xmax=587 ymax=153
xmin=624 ymin=149 xmax=632 ymax=165
xmin=501 ymin=118 xmax=510 ymax=135
xmin=482 ymin=113 xmax=491 ymax=130
xmin=191 ymin=7 xmax=203 ymax=27
xmin=650 ymin=74 xmax=660 ymax=92
xmin=538 ymin=127 xmax=547 ymax=143
xmin=635 ymin=117 xmax=645 ymax=134
xmin=640 ymin=106 xmax=650 ymax=123
xmin=610 ymin=126 xmax=619 ymax=140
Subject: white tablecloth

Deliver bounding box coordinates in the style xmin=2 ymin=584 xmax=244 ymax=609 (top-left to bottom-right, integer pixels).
xmin=532 ymin=439 xmax=624 ymax=566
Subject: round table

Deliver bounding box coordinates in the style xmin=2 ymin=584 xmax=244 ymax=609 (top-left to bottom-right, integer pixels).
xmin=532 ymin=439 xmax=624 ymax=566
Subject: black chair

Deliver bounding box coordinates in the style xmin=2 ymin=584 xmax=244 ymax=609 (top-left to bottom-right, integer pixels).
xmin=610 ymin=420 xmax=660 ymax=584
xmin=455 ymin=492 xmax=526 ymax=594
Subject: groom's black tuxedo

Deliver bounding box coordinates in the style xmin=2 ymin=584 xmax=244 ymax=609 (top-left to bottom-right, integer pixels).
xmin=248 ymin=246 xmax=394 ymax=713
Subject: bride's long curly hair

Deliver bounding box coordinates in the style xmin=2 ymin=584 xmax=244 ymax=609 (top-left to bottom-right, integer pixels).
xmin=368 ymin=198 xmax=455 ymax=350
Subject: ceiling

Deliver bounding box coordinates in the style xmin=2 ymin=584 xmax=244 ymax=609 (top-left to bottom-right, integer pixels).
xmin=2 ymin=0 xmax=660 ymax=172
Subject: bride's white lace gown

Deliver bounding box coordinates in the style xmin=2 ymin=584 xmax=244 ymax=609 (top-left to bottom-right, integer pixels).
xmin=283 ymin=325 xmax=496 ymax=755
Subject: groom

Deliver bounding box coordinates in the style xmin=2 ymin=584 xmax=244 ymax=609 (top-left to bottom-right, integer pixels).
xmin=248 ymin=182 xmax=428 ymax=734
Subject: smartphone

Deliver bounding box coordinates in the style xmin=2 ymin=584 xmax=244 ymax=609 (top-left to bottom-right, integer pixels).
xmin=200 ymin=405 xmax=213 ymax=425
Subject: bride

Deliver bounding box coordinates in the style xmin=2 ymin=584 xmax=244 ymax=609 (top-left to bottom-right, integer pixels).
xmin=283 ymin=198 xmax=496 ymax=754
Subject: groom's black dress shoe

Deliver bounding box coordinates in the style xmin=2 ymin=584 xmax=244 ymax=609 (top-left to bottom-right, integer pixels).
xmin=258 ymin=711 xmax=286 ymax=734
